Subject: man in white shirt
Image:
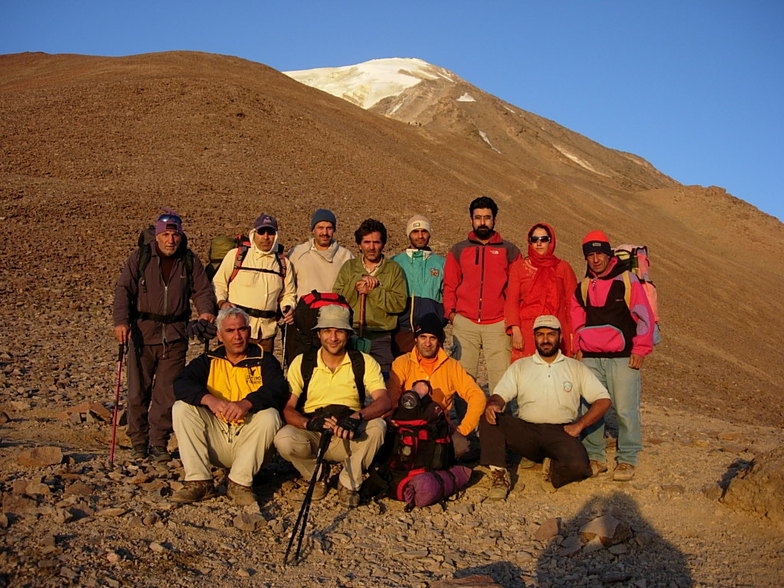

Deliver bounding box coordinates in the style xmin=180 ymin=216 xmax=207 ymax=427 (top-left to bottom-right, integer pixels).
xmin=480 ymin=315 xmax=611 ymax=499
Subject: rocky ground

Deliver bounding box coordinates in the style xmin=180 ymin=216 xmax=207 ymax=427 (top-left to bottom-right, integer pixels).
xmin=1 ymin=338 xmax=782 ymax=588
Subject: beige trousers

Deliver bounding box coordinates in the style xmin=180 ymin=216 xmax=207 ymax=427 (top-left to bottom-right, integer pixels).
xmin=451 ymin=313 xmax=510 ymax=394
xmin=273 ymin=418 xmax=387 ymax=491
xmin=172 ymin=401 xmax=281 ymax=487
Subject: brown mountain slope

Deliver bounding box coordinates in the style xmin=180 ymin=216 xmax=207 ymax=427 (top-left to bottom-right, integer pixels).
xmin=1 ymin=51 xmax=782 ymax=427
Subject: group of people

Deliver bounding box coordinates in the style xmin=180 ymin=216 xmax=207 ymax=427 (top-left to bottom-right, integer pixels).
xmin=112 ymin=195 xmax=656 ymax=507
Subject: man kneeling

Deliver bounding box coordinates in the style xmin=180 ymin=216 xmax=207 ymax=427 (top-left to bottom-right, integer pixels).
xmin=274 ymin=305 xmax=391 ymax=508
xmin=480 ymin=315 xmax=611 ymax=499
xmin=171 ymin=307 xmax=288 ymax=505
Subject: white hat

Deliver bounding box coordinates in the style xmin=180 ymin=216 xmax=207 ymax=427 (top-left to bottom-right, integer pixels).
xmin=406 ymin=214 xmax=431 ymax=236
xmin=533 ymin=315 xmax=561 ymax=331
xmin=312 ymin=305 xmax=354 ymax=333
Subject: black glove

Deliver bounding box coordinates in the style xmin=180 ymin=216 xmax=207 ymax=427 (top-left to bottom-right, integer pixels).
xmin=186 ymin=320 xmax=200 ymax=339
xmin=306 ymin=416 xmax=327 ymax=431
xmin=187 ymin=319 xmax=217 ymax=341
xmin=336 ymin=414 xmax=362 ymax=435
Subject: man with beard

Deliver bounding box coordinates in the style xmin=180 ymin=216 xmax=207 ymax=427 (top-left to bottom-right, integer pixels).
xmin=391 ymin=215 xmax=446 ymax=355
xmin=333 ymin=218 xmax=407 ymax=375
xmin=478 ymin=315 xmax=610 ymax=499
xmin=443 ymin=196 xmax=521 ymax=394
xmin=387 ymin=313 xmax=486 ymax=458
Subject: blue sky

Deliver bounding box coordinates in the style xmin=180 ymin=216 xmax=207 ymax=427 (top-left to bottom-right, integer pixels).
xmin=3 ymin=1 xmax=782 ymax=221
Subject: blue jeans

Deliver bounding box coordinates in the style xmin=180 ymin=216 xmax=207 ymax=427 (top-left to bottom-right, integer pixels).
xmin=580 ymin=356 xmax=642 ymax=466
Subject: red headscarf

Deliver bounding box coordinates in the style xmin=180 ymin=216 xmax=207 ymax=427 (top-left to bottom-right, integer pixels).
xmin=520 ymin=223 xmax=564 ymax=320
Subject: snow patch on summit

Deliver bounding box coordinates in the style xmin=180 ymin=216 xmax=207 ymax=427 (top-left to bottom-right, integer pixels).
xmin=285 ymin=58 xmax=457 ymax=109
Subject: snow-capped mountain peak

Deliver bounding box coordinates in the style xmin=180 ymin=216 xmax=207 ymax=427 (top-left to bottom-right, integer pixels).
xmin=284 ymin=57 xmax=457 ymax=109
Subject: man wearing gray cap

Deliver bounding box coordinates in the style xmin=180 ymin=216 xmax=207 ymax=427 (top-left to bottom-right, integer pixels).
xmin=288 ymin=208 xmax=355 ymax=297
xmin=391 ymin=214 xmax=446 ymax=354
xmin=479 ymin=315 xmax=611 ymax=499
xmin=212 ymin=213 xmax=296 ymax=353
xmin=275 ymin=304 xmax=391 ymax=507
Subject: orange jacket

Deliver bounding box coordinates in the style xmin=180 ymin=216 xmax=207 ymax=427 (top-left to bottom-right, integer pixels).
xmin=387 ymin=347 xmax=487 ymax=436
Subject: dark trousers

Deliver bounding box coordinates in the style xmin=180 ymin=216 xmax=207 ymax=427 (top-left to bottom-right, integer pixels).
xmin=479 ymin=414 xmax=592 ymax=488
xmin=127 ymin=339 xmax=187 ymax=448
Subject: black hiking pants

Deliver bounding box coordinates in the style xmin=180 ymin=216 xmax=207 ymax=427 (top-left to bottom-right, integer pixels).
xmin=479 ymin=414 xmax=592 ymax=488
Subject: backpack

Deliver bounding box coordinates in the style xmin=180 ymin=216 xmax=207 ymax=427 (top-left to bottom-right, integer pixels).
xmin=206 ymin=235 xmax=287 ymax=283
xmin=361 ymin=392 xmax=470 ymax=509
xmin=285 ymin=290 xmax=354 ymax=366
xmin=133 ymin=226 xmax=195 ymax=324
xmin=297 ymin=346 xmax=365 ymax=412
xmin=579 ymin=244 xmax=661 ymax=344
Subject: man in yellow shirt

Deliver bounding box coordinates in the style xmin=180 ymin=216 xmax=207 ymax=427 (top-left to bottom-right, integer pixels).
xmin=274 ymin=305 xmax=391 ymax=507
xmin=171 ymin=308 xmax=288 ymax=506
xmin=387 ymin=313 xmax=486 ymax=458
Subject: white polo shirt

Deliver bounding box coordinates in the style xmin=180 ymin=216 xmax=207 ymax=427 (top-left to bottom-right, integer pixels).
xmin=493 ymin=351 xmax=609 ymax=424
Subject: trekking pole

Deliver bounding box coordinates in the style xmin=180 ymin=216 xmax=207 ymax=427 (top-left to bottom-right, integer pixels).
xmin=280 ymin=322 xmax=288 ymax=373
xmin=109 ymin=342 xmax=126 ymax=465
xmin=284 ymin=430 xmax=332 ymax=565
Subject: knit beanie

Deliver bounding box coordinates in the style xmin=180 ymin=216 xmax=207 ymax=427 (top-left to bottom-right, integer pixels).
xmin=413 ymin=313 xmax=445 ymax=343
xmin=582 ymin=230 xmax=612 ymax=257
xmin=311 ymin=209 xmax=337 ymax=230
xmin=406 ymin=214 xmax=432 ymax=236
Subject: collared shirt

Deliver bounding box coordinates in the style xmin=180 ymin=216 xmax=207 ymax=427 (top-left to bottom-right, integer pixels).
xmin=493 ymin=351 xmax=609 ymax=424
xmin=287 ymin=349 xmax=385 ymax=414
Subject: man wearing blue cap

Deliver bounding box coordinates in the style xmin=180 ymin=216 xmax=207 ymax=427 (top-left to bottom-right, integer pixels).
xmin=288 ymin=208 xmax=354 ymax=297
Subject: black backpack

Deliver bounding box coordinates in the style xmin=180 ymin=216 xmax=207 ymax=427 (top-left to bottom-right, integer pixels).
xmin=361 ymin=390 xmax=456 ymax=505
xmin=296 ymin=346 xmax=365 ymax=412
xmin=285 ymin=290 xmax=354 ymax=366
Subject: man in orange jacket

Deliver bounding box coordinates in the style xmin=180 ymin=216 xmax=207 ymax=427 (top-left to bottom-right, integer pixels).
xmin=387 ymin=313 xmax=486 ymax=457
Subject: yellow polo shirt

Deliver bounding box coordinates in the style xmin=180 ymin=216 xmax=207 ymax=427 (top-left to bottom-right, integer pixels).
xmin=287 ymin=349 xmax=385 ymax=414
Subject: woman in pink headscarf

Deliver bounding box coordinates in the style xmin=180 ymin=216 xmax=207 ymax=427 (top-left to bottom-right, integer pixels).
xmin=505 ymin=223 xmax=578 ymax=361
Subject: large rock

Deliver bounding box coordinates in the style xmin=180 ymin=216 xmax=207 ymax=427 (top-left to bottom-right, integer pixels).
xmin=16 ymin=446 xmax=63 ymax=467
xmin=722 ymin=446 xmax=784 ymax=527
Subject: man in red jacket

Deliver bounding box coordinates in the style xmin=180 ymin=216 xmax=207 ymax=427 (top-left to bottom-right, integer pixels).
xmin=443 ymin=196 xmax=521 ymax=394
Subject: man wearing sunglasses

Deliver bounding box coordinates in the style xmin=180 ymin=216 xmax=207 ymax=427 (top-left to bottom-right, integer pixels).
xmin=212 ymin=214 xmax=296 ymax=354
xmin=113 ymin=210 xmax=217 ymax=462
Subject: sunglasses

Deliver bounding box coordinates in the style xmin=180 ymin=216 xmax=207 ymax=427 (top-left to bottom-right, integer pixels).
xmin=256 ymin=227 xmax=277 ymax=235
xmin=529 ymin=236 xmax=551 ymax=244
xmin=157 ymin=213 xmax=182 ymax=225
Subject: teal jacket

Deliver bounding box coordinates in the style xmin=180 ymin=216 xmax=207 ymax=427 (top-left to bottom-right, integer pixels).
xmin=392 ymin=249 xmax=445 ymax=329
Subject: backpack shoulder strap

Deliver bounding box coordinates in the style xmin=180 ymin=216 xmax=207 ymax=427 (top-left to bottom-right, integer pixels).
xmin=621 ymin=271 xmax=632 ymax=310
xmin=297 ymin=348 xmax=318 ymax=411
xmin=228 ymin=242 xmax=250 ymax=284
xmin=137 ymin=244 xmax=152 ymax=294
xmin=347 ymin=349 xmax=366 ymax=406
xmin=184 ymin=250 xmax=195 ymax=293
xmin=578 ymin=277 xmax=590 ymax=307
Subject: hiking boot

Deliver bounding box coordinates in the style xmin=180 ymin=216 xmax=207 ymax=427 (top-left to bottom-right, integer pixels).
xmin=613 ymin=462 xmax=635 ymax=482
xmin=148 ymin=446 xmax=172 ymax=463
xmin=487 ymin=467 xmax=511 ymax=501
xmin=542 ymin=457 xmax=552 ymax=481
xmin=337 ymin=484 xmax=360 ymax=508
xmin=519 ymin=457 xmax=536 ymax=469
xmin=171 ymin=480 xmax=217 ymax=504
xmin=227 ymin=479 xmax=258 ymax=506
xmin=311 ymin=464 xmax=331 ymax=501
xmin=590 ymin=460 xmax=608 ymax=477
xmin=131 ymin=444 xmax=148 ymax=460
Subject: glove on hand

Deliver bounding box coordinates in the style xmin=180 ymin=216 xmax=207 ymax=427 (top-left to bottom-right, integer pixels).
xmin=201 ymin=320 xmax=217 ymax=340
xmin=336 ymin=415 xmax=362 ymax=435
xmin=186 ymin=320 xmax=200 ymax=339
xmin=306 ymin=416 xmax=327 ymax=431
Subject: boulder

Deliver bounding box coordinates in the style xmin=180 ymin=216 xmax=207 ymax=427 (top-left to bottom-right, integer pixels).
xmin=722 ymin=446 xmax=784 ymax=527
